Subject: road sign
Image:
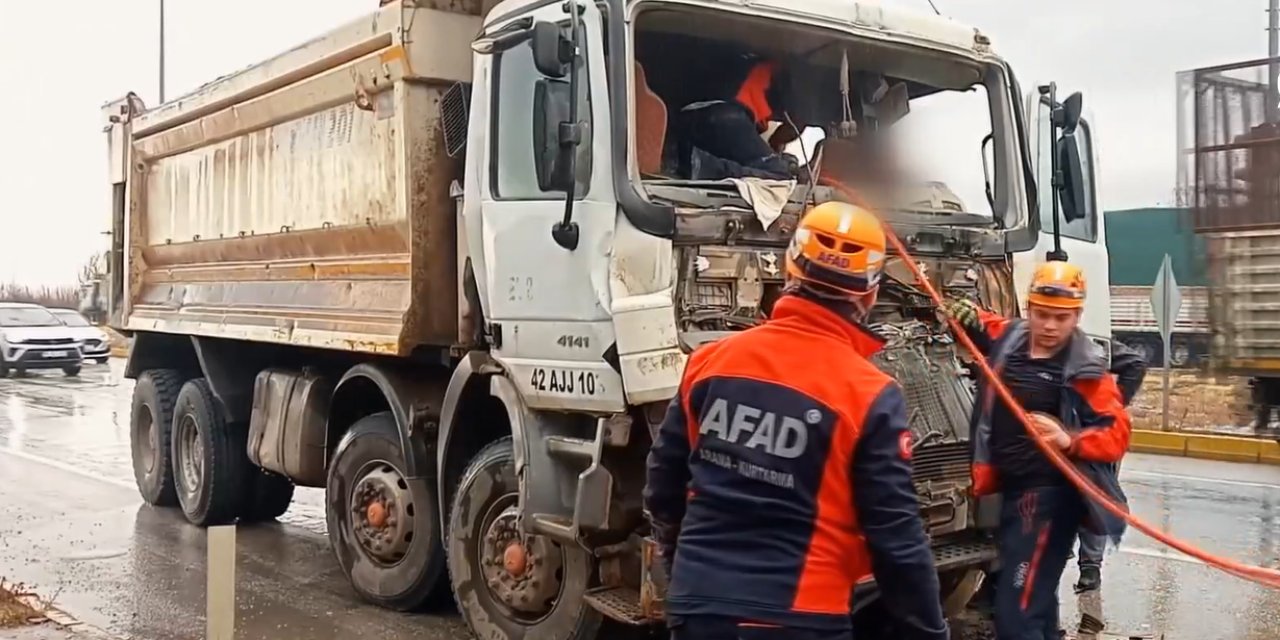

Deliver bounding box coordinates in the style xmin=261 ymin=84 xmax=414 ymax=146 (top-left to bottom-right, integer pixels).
xmin=1150 ymin=254 xmax=1182 ymax=346
xmin=1150 ymin=254 xmax=1181 ymax=431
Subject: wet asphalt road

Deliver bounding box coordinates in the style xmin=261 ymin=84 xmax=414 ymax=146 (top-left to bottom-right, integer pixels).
xmin=0 ymin=362 xmax=469 ymax=640
xmin=0 ymin=363 xmax=1279 ymax=639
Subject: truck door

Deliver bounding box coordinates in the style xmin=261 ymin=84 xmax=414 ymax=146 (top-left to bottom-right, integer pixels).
xmin=468 ymin=2 xmax=625 ymax=413
xmin=1014 ymin=90 xmax=1112 ymax=346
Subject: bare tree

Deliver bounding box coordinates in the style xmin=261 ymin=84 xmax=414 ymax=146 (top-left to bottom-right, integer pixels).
xmin=0 ymin=283 xmax=79 ymax=309
xmin=78 ymin=252 xmax=107 ymax=288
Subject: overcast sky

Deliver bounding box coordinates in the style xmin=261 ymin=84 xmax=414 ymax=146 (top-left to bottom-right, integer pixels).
xmin=0 ymin=0 xmax=1268 ymax=286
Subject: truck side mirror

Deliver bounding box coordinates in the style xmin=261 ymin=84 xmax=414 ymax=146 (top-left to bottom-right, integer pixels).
xmin=1057 ymin=133 xmax=1087 ymax=222
xmin=1059 ymin=92 xmax=1083 ymax=135
xmin=531 ymin=21 xmax=571 ymax=79
xmin=533 ymin=78 xmax=579 ymax=192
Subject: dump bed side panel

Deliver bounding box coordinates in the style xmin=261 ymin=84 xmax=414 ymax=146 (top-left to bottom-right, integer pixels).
xmin=115 ymin=4 xmax=480 ymax=356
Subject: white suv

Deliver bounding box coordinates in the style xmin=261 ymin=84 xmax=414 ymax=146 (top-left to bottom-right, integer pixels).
xmin=49 ymin=308 xmax=111 ymax=364
xmin=0 ymin=303 xmax=85 ymax=377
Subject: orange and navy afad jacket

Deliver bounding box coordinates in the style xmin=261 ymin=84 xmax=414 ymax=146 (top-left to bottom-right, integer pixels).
xmin=967 ymin=310 xmax=1131 ymax=544
xmin=643 ymin=295 xmax=948 ymax=638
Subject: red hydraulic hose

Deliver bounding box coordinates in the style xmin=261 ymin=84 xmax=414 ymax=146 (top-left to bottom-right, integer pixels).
xmin=820 ymin=178 xmax=1280 ymax=588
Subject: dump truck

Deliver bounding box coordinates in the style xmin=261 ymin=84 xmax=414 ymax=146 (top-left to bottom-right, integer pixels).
xmin=103 ymin=0 xmax=1109 ymax=636
xmin=1179 ymin=57 xmax=1280 ymax=427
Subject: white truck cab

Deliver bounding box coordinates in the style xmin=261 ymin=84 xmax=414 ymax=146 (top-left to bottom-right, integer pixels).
xmin=468 ymin=0 xmax=1108 ymax=411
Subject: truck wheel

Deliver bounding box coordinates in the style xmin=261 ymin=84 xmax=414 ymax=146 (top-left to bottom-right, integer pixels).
xmin=63 ymin=365 xmax=81 ymax=377
xmin=447 ymin=438 xmax=604 ymax=640
xmin=326 ymin=412 xmax=447 ymax=610
xmin=130 ymin=369 xmax=183 ymax=506
xmin=171 ymin=378 xmax=251 ymax=526
xmin=241 ymin=470 xmax=295 ymax=522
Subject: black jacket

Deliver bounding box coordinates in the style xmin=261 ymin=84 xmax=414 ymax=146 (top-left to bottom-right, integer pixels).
xmin=1109 ymin=340 xmax=1148 ymax=407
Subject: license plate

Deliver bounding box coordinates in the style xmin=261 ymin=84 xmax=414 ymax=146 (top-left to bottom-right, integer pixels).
xmin=42 ymin=351 xmax=67 ymax=358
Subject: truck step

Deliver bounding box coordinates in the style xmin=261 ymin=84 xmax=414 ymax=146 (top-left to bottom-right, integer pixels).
xmin=584 ymin=586 xmax=649 ymax=626
xmin=545 ymin=435 xmax=595 ymax=462
xmin=527 ymin=513 xmax=576 ymax=543
xmin=933 ymin=538 xmax=997 ymax=573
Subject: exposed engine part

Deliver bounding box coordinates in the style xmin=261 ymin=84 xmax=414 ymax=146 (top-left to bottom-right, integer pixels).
xmin=677 ymin=243 xmax=977 ymax=536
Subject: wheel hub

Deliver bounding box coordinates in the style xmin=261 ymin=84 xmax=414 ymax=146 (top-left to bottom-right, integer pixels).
xmin=139 ymin=407 xmax=157 ymax=474
xmin=350 ymin=463 xmax=414 ymax=565
xmin=480 ymin=507 xmax=563 ymax=616
xmin=177 ymin=415 xmax=203 ymax=499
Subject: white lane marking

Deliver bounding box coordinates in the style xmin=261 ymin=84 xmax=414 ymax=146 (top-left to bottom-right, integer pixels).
xmin=0 ymin=448 xmax=135 ymax=490
xmin=1123 ymin=469 xmax=1280 ymax=491
xmin=1119 ymin=545 xmax=1206 ymax=566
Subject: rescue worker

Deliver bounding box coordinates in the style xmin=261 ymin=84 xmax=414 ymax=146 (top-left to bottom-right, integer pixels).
xmin=945 ymin=261 xmax=1131 ymax=640
xmin=675 ymin=59 xmax=801 ymax=180
xmin=1074 ymin=340 xmax=1147 ymax=593
xmin=644 ymin=201 xmax=949 ymax=640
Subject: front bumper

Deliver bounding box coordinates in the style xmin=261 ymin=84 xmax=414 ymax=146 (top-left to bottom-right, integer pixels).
xmin=79 ymin=340 xmax=110 ymax=358
xmin=5 ymin=345 xmax=84 ymax=369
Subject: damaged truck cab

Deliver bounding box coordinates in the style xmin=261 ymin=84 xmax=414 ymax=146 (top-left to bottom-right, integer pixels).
xmin=103 ymin=0 xmax=1107 ymax=637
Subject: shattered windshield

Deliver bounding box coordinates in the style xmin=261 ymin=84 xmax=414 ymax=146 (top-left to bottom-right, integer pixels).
xmin=632 ymin=8 xmax=1021 ymax=228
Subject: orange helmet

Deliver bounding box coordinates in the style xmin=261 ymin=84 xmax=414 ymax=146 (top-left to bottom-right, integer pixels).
xmin=1028 ymin=261 xmax=1087 ymax=309
xmin=785 ymin=201 xmax=887 ymax=300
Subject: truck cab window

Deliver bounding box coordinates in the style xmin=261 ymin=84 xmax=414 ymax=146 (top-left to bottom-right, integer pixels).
xmin=630 ymin=8 xmax=1021 ymax=229
xmin=490 ymin=27 xmax=593 ymax=199
xmin=890 ymin=84 xmax=996 ymax=218
xmin=1035 ymin=111 xmax=1097 ymax=242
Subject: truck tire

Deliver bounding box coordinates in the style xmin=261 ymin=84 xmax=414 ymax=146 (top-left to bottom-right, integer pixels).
xmin=241 ymin=469 xmax=295 ymax=522
xmin=63 ymin=365 xmax=81 ymax=377
xmin=1170 ymin=339 xmax=1190 ymax=368
xmin=326 ymin=412 xmax=448 ymax=611
xmin=171 ymin=378 xmax=251 ymax=526
xmin=130 ymin=369 xmax=184 ymax=506
xmin=447 ymin=438 xmax=604 ymax=640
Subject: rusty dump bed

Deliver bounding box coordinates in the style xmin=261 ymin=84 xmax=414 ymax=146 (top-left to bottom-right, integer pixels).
xmin=106 ymin=1 xmax=487 ymax=356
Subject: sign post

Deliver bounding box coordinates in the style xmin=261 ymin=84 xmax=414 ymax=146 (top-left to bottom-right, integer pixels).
xmin=1150 ymin=254 xmax=1182 ymax=432
xmin=208 ymin=525 xmax=236 ymax=640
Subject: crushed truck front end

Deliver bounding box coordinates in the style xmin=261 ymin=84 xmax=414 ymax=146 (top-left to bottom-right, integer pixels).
xmin=605 ymin=0 xmax=1035 ymax=624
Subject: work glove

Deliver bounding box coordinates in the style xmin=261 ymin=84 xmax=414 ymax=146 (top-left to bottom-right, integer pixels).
xmin=943 ymin=297 xmax=982 ymax=331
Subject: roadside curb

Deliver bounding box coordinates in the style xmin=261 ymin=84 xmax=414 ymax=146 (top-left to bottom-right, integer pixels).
xmin=1131 ymin=429 xmax=1280 ymax=465
xmin=15 ymin=595 xmax=118 ymax=639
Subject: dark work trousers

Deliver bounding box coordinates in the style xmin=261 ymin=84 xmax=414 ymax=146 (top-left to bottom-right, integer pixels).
xmin=1077 ymin=460 xmax=1119 ymax=570
xmin=668 ymin=615 xmax=850 ymax=640
xmin=1076 ymin=529 xmax=1105 ymax=569
xmin=994 ymin=486 xmax=1086 ymax=640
